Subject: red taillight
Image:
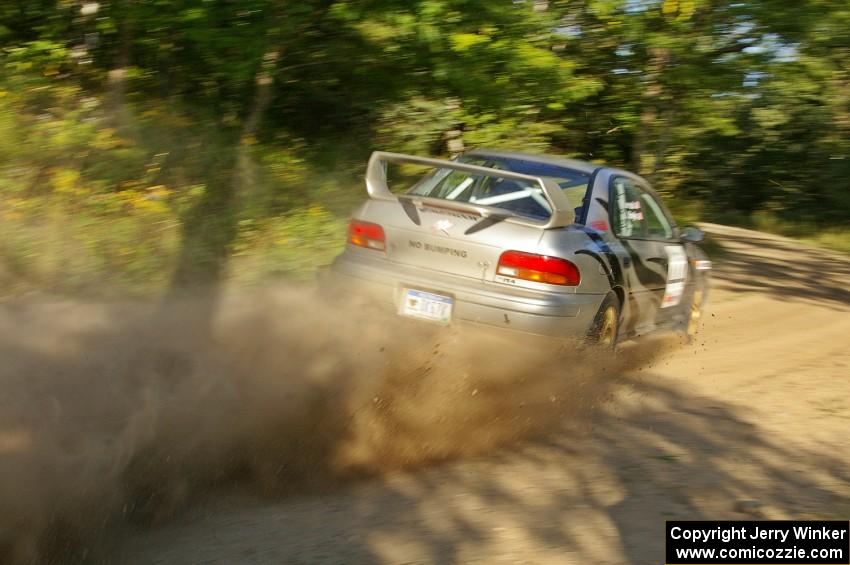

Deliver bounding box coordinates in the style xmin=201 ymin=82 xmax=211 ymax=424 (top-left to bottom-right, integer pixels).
xmin=348 ymin=220 xmax=386 ymax=251
xmin=496 ymin=250 xmax=581 ymax=286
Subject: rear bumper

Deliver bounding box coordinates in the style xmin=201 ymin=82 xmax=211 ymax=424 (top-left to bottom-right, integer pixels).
xmin=326 ymin=251 xmax=604 ymax=338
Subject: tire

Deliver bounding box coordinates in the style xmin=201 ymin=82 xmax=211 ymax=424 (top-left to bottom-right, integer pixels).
xmin=587 ymin=293 xmax=620 ymax=347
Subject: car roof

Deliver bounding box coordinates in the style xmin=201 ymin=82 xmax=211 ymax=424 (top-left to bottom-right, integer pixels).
xmin=464 ymin=148 xmax=599 ymax=175
xmin=463 ymin=148 xmax=656 ymax=190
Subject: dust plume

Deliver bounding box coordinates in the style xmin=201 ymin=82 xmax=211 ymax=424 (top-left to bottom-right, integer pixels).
xmin=0 ymin=286 xmax=675 ymax=563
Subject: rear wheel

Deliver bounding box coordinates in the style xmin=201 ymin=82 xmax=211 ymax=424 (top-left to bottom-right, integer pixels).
xmin=587 ymin=293 xmax=620 ymax=347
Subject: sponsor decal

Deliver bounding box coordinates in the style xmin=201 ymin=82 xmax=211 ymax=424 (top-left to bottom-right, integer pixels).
xmin=420 ymin=206 xmax=479 ymax=222
xmin=408 ymin=239 xmax=468 ymax=258
xmin=615 ymin=183 xmax=644 ymax=236
xmin=431 ymin=219 xmax=454 ymax=236
xmin=662 ymin=245 xmax=688 ymax=308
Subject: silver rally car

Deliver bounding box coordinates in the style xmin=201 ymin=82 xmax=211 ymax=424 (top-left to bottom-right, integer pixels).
xmin=330 ymin=149 xmax=711 ymax=345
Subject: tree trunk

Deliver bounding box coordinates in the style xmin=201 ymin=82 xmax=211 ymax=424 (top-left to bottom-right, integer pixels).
xmin=166 ymin=51 xmax=279 ymax=312
xmin=106 ymin=0 xmax=133 ymax=130
xmin=633 ymin=47 xmax=670 ymax=177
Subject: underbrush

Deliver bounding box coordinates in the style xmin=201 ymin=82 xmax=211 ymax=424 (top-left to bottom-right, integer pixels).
xmin=707 ymin=210 xmax=850 ymax=256
xmin=0 ymin=71 xmax=359 ymax=299
xmin=0 ymin=197 xmax=348 ymax=299
xmin=666 ymin=198 xmax=850 ymax=257
xmin=764 ymin=223 xmax=850 ymax=255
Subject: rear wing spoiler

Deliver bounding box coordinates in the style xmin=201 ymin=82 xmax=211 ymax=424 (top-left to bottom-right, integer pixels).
xmin=365 ymin=151 xmax=576 ymax=229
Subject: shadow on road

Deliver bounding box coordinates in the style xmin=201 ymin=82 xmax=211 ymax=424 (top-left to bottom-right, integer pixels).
xmin=101 ymin=225 xmax=850 ymax=564
xmin=144 ymin=371 xmax=848 ymax=564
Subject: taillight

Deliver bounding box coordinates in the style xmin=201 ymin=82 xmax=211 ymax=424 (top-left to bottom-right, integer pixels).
xmin=496 ymin=250 xmax=581 ymax=286
xmin=348 ymin=220 xmax=386 ymax=251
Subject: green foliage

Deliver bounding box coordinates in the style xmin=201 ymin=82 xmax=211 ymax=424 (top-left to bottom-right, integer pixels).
xmin=0 ymin=0 xmax=848 ymax=296
xmin=231 ymin=204 xmax=348 ymax=284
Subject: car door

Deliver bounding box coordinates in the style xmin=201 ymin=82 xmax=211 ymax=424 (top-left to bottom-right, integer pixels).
xmin=609 ymin=176 xmax=681 ymax=333
xmin=633 ymin=185 xmax=688 ymax=327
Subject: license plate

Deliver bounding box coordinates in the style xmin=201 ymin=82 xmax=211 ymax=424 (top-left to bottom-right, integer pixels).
xmin=399 ymin=288 xmax=453 ymax=325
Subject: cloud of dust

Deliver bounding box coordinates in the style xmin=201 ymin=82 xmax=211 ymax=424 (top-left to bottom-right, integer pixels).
xmin=0 ymin=286 xmax=675 ymax=563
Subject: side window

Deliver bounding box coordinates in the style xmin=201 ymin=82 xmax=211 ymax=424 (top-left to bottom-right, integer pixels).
xmin=612 ymin=178 xmax=645 ymax=238
xmin=612 ymin=177 xmax=674 ymax=240
xmin=639 ymin=192 xmax=674 ymax=239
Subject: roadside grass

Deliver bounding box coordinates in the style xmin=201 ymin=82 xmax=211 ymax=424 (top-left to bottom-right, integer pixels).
xmin=0 ymin=83 xmax=365 ymax=299
xmin=668 ymin=199 xmax=850 ymax=258
xmin=0 ymin=187 xmax=351 ymax=299
xmin=797 ymin=229 xmax=850 ymax=255
xmin=229 ymin=205 xmax=348 ymax=286
xmin=712 ymin=211 xmax=850 ymax=256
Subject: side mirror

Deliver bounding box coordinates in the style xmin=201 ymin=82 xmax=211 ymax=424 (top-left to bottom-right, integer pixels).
xmin=680 ymin=226 xmax=705 ymax=243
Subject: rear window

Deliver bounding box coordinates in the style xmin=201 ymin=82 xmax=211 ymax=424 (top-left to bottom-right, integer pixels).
xmin=408 ymin=155 xmax=589 ymax=221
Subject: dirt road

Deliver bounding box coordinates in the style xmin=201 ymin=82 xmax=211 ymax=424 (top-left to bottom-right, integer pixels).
xmin=109 ymin=224 xmax=850 ymax=564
